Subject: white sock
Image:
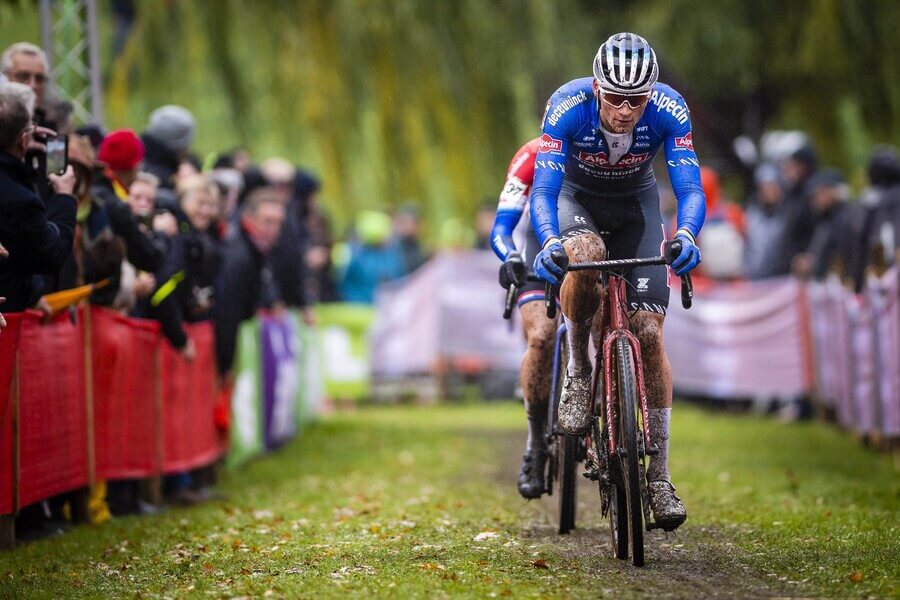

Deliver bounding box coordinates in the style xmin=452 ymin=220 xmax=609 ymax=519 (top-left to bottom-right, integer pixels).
xmin=525 ymin=399 xmax=547 ymax=451
xmin=647 ymin=408 xmax=671 ymax=482
xmin=564 ymin=316 xmax=592 ymax=377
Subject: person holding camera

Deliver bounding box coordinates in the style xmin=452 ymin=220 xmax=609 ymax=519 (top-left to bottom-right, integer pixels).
xmin=0 ymin=92 xmax=77 ymax=311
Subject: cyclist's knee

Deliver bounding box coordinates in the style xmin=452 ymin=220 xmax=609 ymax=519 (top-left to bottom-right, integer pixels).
xmin=521 ymin=302 xmax=556 ymax=354
xmin=632 ymin=311 xmax=665 ymax=354
xmin=562 ymin=233 xmax=606 ymax=263
xmin=561 ymin=234 xmax=605 ymax=306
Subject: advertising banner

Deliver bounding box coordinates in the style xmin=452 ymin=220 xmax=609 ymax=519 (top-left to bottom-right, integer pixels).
xmin=870 ymin=269 xmax=899 ymax=437
xmin=17 ymin=310 xmax=89 ymax=508
xmin=90 ymin=307 xmax=161 ymax=480
xmin=0 ymin=314 xmax=23 ymax=515
xmin=260 ymin=313 xmax=298 ymax=449
xmin=294 ymin=313 xmax=322 ymax=425
xmin=664 ymin=277 xmax=810 ymax=399
xmin=315 ymin=303 xmax=375 ymax=401
xmin=160 ymin=321 xmax=222 ymax=472
xmin=227 ymin=319 xmax=264 ymax=467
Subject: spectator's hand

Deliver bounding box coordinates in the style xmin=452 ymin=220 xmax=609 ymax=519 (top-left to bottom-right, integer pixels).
xmin=133 ymin=272 xmax=157 ymax=298
xmin=34 ymin=297 xmax=53 ymax=322
xmin=28 ymin=125 xmax=56 ymax=154
xmin=0 ymin=243 xmax=8 ymax=260
xmin=792 ymin=253 xmax=813 ymax=278
xmin=48 ymin=165 xmax=76 ymax=196
xmin=152 ymin=212 xmax=178 ymax=237
xmin=306 ymin=246 xmax=330 ymax=270
xmin=671 ymin=231 xmax=702 ymax=276
xmin=533 ymin=240 xmax=569 ymax=285
xmin=499 ymin=252 xmax=526 ymax=289
xmin=301 ymin=306 xmax=316 ymax=327
xmin=0 ymin=297 xmax=6 ymax=331
xmin=180 ymin=338 xmax=196 ymax=362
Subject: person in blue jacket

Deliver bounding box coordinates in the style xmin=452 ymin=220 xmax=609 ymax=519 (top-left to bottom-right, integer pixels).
xmin=340 ymin=210 xmax=406 ymax=304
xmin=529 ymin=33 xmax=706 ymax=530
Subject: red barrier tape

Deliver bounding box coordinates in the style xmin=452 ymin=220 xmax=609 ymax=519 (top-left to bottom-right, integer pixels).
xmin=90 ymin=307 xmax=162 ymax=480
xmin=17 ymin=310 xmax=89 ymax=508
xmin=160 ymin=321 xmax=223 ymax=472
xmin=0 ymin=314 xmax=23 ymax=515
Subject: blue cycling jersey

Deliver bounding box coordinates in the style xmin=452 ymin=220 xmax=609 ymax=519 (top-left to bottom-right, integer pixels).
xmin=530 ymin=77 xmax=706 ymax=247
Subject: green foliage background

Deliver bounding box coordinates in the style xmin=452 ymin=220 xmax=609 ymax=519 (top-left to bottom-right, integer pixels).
xmin=2 ymin=0 xmax=899 ymax=232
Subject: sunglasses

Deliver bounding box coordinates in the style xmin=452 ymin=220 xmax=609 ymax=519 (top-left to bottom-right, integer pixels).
xmin=600 ymin=90 xmax=651 ymax=110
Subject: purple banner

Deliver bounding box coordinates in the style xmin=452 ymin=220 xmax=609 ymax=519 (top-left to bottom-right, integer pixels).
xmin=261 ymin=314 xmax=299 ymax=449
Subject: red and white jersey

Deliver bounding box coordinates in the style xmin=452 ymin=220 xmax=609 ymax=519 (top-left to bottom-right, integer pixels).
xmin=491 ymin=137 xmax=540 ymax=259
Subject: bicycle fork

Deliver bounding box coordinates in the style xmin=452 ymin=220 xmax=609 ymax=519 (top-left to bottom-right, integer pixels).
xmin=602 ymin=278 xmax=655 ymax=459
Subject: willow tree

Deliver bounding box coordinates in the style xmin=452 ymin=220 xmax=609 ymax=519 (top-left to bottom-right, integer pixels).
xmin=69 ymin=0 xmax=900 ymax=230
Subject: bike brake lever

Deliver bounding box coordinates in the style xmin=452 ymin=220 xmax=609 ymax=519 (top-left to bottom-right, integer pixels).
xmin=502 ymin=284 xmax=517 ymax=320
xmin=680 ymin=273 xmax=693 ymax=309
xmin=545 ymin=282 xmax=557 ymax=319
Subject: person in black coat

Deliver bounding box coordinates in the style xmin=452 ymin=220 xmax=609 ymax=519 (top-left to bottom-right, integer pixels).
xmin=214 ymin=187 xmax=286 ymax=379
xmin=0 ymin=92 xmax=77 ymax=311
xmin=146 ymin=175 xmax=221 ymax=359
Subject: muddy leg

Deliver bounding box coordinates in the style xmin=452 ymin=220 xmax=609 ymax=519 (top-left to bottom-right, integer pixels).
xmin=519 ymin=301 xmax=557 ymax=452
xmin=630 ymin=310 xmax=673 ymax=481
xmin=560 ymin=233 xmax=606 ymax=377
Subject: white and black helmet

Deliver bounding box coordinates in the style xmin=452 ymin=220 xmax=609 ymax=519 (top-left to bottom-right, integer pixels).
xmin=593 ymin=32 xmax=659 ymax=94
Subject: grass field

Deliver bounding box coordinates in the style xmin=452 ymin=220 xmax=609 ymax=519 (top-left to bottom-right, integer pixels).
xmin=1 ymin=403 xmax=897 ymax=598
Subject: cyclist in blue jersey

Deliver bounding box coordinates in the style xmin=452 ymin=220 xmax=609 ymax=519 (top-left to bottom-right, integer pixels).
xmin=530 ymin=33 xmax=706 ymax=530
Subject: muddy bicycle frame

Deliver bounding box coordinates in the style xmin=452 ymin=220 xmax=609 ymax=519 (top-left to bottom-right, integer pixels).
xmin=548 ymin=255 xmax=693 ymax=458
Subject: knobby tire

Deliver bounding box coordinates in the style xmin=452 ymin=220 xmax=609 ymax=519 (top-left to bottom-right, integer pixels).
xmin=616 ymin=337 xmax=644 ymax=566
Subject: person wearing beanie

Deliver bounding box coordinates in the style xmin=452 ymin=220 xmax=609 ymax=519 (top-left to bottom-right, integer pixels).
xmin=141 ymin=104 xmax=196 ymax=190
xmin=744 ymin=162 xmax=790 ymax=280
xmin=791 ymin=168 xmax=853 ymax=280
xmin=92 ymin=128 xmax=164 ymax=277
xmin=97 ymin=128 xmax=144 ymax=197
xmin=340 ymin=210 xmax=406 ymax=304
xmin=854 ymin=146 xmax=900 ymax=285
xmin=775 ymin=143 xmax=820 ymax=274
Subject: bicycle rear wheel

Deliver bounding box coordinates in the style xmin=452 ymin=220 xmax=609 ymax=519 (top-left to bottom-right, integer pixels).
xmin=616 ymin=337 xmax=644 ymax=566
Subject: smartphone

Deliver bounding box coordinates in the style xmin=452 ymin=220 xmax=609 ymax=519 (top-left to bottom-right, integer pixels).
xmin=46 ymin=134 xmax=68 ymax=176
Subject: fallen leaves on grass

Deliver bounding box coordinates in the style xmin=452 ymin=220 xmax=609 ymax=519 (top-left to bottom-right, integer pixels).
xmin=473 ymin=531 xmax=499 ymax=541
xmin=532 ymin=559 xmax=549 ymax=570
xmin=331 ymin=565 xmax=376 ymax=579
xmin=849 ymin=571 xmax=863 ymax=583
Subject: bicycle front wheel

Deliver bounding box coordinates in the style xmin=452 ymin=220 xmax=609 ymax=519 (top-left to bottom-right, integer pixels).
xmin=616 ymin=337 xmax=644 ymax=566
xmin=554 ymin=337 xmax=577 ymax=534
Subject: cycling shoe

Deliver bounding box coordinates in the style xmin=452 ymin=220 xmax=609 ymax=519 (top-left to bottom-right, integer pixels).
xmin=648 ymin=480 xmax=687 ymax=531
xmin=558 ymin=373 xmax=592 ymax=434
xmin=517 ymin=448 xmax=548 ymax=499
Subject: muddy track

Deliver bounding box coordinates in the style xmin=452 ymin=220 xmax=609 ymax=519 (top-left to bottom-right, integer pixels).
xmin=492 ymin=429 xmax=808 ymax=599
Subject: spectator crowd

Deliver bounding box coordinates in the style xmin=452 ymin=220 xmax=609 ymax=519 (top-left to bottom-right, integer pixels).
xmin=670 ymin=143 xmax=900 ymax=290
xmin=0 ymin=41 xmax=429 ymax=527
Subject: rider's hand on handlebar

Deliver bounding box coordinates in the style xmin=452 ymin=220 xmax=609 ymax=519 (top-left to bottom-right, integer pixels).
xmin=669 ymin=231 xmax=701 ymax=276
xmin=533 ymin=239 xmax=569 ymax=285
xmin=499 ymin=252 xmax=526 ymax=290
